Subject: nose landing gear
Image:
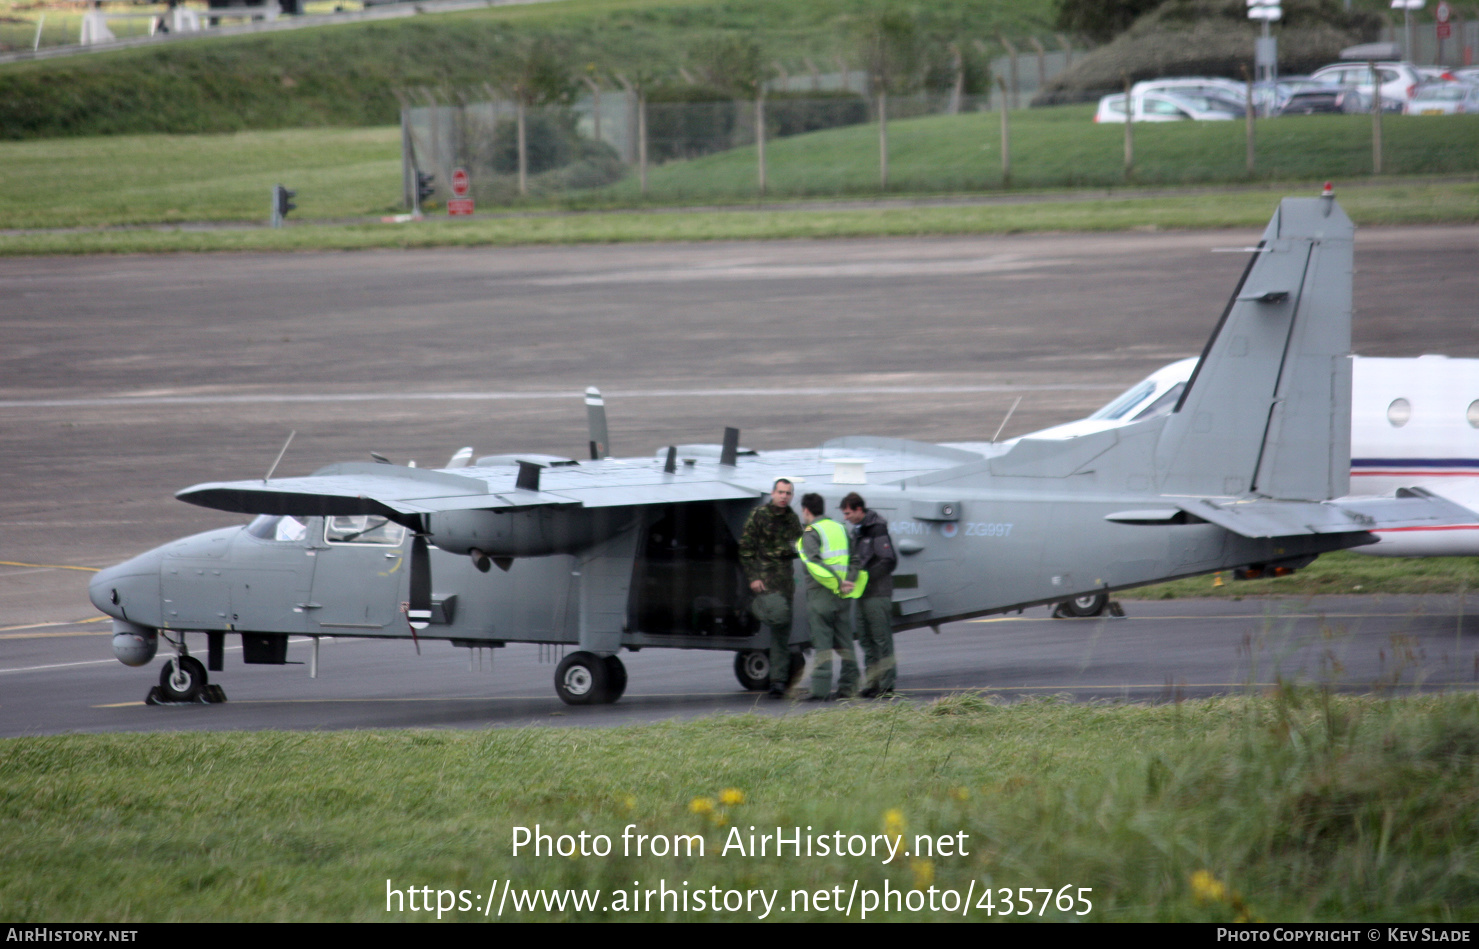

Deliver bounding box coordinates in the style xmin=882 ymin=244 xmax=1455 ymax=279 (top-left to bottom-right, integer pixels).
xmin=145 ymin=635 xmax=228 ymax=705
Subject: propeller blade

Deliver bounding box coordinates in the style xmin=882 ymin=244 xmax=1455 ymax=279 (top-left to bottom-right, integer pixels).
xmin=585 ymin=386 xmax=609 ymax=459
xmin=446 ymin=446 xmax=474 ymax=468
xmin=720 ymin=427 xmax=740 ymax=467
xmin=407 ymin=533 xmax=432 ymax=640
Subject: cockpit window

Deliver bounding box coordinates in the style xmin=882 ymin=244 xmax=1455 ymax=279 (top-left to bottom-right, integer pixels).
xmin=1131 ymin=383 xmax=1185 ymax=421
xmin=1089 ymin=381 xmax=1156 ymax=420
xmin=246 ymin=514 xmax=309 ymax=542
xmin=325 ymin=515 xmax=406 ymax=546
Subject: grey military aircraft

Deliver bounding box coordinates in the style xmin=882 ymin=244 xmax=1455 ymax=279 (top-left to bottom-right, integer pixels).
xmin=89 ymin=194 xmax=1471 ymax=706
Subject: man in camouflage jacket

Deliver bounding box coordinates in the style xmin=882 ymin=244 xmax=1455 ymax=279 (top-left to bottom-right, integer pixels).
xmin=738 ymin=478 xmax=802 ymax=696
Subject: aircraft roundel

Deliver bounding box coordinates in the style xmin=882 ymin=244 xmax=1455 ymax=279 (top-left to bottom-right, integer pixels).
xmin=941 ymin=522 xmax=958 ymax=538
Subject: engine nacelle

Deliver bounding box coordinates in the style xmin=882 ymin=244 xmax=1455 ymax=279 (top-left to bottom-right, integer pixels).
xmin=112 ymin=620 xmax=158 ymax=667
xmin=427 ymin=507 xmax=639 ymax=558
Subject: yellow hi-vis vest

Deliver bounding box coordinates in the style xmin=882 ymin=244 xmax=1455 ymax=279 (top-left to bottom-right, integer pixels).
xmin=796 ymin=517 xmax=868 ymax=598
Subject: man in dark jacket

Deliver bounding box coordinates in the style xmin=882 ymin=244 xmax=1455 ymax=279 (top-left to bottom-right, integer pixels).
xmin=841 ymin=492 xmax=898 ymax=697
xmin=739 ymin=478 xmax=802 ymax=697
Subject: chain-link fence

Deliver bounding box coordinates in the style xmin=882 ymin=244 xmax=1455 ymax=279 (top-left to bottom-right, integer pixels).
xmin=400 ymin=51 xmax=1076 ymax=209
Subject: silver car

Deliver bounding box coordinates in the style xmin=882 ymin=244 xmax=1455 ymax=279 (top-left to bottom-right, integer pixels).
xmin=1093 ymin=91 xmax=1240 ymax=123
xmin=1310 ymin=61 xmax=1421 ymax=111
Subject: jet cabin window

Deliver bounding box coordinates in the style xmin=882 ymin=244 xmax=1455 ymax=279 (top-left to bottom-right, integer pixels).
xmin=246 ymin=514 xmax=309 ymax=542
xmin=324 ymin=515 xmax=406 ymax=546
xmin=1131 ymin=383 xmax=1185 ymax=421
xmin=1089 ymin=381 xmax=1156 ymax=421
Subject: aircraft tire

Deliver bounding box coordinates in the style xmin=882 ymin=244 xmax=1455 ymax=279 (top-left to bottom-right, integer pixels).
xmin=158 ymin=655 xmax=207 ymax=702
xmin=1061 ymin=592 xmax=1110 ymax=618
xmin=603 ymin=655 xmax=627 ymax=702
xmin=734 ymin=650 xmax=769 ymax=691
xmin=555 ymin=651 xmax=610 ymax=705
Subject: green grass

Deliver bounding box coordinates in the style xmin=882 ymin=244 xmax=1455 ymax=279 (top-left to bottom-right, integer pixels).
xmin=3 ymin=178 xmax=1478 ymax=256
xmin=0 ymin=127 xmax=403 ymax=229
xmin=1127 ymin=551 xmax=1479 ymax=600
xmin=596 ymin=107 xmax=1479 ymax=203
xmin=3 ymin=109 xmax=1479 ymax=253
xmin=3 ymin=694 xmax=1477 ymax=921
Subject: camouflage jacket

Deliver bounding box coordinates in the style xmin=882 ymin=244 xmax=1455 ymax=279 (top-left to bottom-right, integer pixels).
xmin=738 ymin=502 xmax=802 ymax=596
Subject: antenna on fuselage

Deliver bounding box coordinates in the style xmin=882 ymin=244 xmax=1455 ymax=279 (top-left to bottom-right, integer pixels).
xmin=586 ymin=386 xmax=610 ymax=459
xmin=263 ymin=430 xmax=297 ymax=482
xmin=990 ymin=397 xmax=1022 ymax=443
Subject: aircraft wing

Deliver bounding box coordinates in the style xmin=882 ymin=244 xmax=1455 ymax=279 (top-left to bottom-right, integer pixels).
xmin=177 ymin=460 xmax=765 ymax=519
xmin=1168 ymin=490 xmax=1476 ymax=540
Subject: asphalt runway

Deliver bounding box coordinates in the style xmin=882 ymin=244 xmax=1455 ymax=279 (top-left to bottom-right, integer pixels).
xmin=2 ymin=220 xmax=1476 ymax=732
xmin=1 ymin=595 xmax=1477 ymax=737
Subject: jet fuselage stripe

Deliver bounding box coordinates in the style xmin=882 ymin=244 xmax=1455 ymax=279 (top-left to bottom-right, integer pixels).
xmin=1351 ymin=458 xmax=1479 ymax=468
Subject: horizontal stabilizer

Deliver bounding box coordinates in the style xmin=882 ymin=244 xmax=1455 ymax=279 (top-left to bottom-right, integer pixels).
xmin=1174 ymin=492 xmax=1476 ymax=540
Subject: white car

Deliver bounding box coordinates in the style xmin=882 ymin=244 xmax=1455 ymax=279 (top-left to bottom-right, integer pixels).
xmin=1310 ymin=61 xmax=1422 ymax=111
xmin=1093 ymin=91 xmax=1240 ymax=123
xmin=1406 ymin=82 xmax=1479 ymax=115
xmin=1132 ymin=77 xmax=1248 ymax=104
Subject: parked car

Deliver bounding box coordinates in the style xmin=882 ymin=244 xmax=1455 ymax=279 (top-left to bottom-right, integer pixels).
xmin=1415 ymin=66 xmax=1461 ymax=82
xmin=1309 ymin=61 xmax=1421 ymax=111
xmin=1131 ymin=77 xmax=1248 ymax=103
xmin=1251 ymin=77 xmax=1322 ymax=116
xmin=1275 ymin=85 xmax=1369 ymax=115
xmin=1093 ymin=90 xmax=1240 ymax=123
xmin=1406 ymin=82 xmax=1479 ymax=115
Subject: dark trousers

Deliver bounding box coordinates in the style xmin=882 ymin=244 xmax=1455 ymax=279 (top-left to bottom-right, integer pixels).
xmin=808 ymin=587 xmax=859 ymax=697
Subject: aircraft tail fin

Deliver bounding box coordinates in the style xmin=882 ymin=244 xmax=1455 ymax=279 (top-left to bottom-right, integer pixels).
xmin=1156 ymin=195 xmax=1353 ymax=501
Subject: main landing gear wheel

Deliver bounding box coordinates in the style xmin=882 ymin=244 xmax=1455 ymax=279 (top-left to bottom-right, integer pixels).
xmin=734 ymin=650 xmax=769 ymax=691
xmin=555 ymin=651 xmax=622 ymax=705
xmin=603 ymin=655 xmax=627 ymax=703
xmin=1057 ymin=592 xmax=1110 ymax=618
xmin=158 ymin=655 xmax=207 ymax=702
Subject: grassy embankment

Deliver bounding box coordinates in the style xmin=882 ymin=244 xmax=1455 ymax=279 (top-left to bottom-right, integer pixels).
xmin=3 ymin=693 xmax=1477 ymax=921
xmin=2 ymin=110 xmax=1477 ymax=254
xmin=0 ymin=0 xmax=1047 ymax=136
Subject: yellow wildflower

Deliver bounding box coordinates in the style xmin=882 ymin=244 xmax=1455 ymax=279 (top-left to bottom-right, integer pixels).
xmin=948 ymin=786 xmax=970 ymax=801
xmin=910 ymin=858 xmax=934 ymax=890
xmin=689 ymin=796 xmax=716 ymax=815
xmin=883 ymin=808 xmax=905 ymax=854
xmin=1190 ymin=870 xmax=1229 ymax=905
xmin=719 ymin=788 xmax=745 ymax=806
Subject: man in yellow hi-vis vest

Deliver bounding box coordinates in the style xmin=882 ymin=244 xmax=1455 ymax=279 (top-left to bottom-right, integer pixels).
xmin=796 ymin=492 xmax=862 ymax=700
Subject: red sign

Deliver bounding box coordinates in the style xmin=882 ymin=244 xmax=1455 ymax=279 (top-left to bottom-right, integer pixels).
xmin=1438 ymin=21 xmax=1451 ymax=38
xmin=448 ymin=198 xmax=474 ymax=216
xmin=450 ymin=167 xmax=470 ymax=198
